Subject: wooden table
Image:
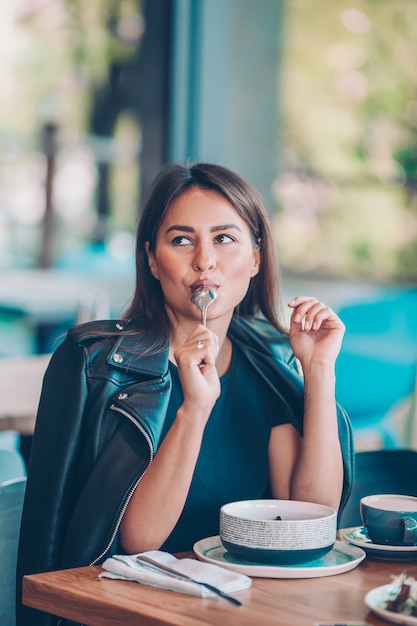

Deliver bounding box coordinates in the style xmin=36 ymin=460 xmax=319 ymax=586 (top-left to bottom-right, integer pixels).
xmin=22 ymin=554 xmax=417 ymax=626
xmin=0 ymin=353 xmax=50 ymax=434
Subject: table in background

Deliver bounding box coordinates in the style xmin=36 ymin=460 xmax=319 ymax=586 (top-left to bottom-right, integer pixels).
xmin=0 ymin=268 xmax=134 ymax=353
xmin=0 ymin=354 xmax=51 ymax=434
xmin=23 ymin=556 xmax=416 ymax=626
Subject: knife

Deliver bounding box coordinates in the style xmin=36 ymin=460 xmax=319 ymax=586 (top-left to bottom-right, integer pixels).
xmin=136 ymin=554 xmax=242 ymax=606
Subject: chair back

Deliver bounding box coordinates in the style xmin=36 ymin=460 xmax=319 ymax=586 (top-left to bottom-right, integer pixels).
xmin=0 ymin=477 xmax=26 ymax=626
xmin=0 ymin=448 xmax=26 ymax=483
xmin=336 ymin=289 xmax=417 ymax=447
xmin=339 ymin=449 xmax=417 ymax=528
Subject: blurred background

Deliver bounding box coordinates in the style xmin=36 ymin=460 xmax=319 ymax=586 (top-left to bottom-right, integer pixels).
xmin=1 ymin=0 xmax=417 ymax=459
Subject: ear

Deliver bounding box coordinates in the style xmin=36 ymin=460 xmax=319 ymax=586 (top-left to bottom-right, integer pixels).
xmin=145 ymin=241 xmax=159 ymax=280
xmin=250 ymin=246 xmax=261 ymax=278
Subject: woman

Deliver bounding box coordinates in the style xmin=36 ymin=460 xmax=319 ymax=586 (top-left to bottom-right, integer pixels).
xmin=17 ymin=162 xmax=353 ymax=625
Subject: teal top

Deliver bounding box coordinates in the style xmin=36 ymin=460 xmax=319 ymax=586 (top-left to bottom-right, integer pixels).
xmin=161 ymin=341 xmax=302 ymax=552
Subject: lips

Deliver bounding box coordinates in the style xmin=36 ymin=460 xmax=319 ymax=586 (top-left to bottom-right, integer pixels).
xmin=190 ymin=280 xmax=219 ymax=292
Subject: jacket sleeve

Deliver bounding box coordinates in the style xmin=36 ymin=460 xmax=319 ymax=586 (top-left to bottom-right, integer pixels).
xmin=335 ymin=402 xmax=355 ymax=522
xmin=16 ymin=339 xmax=94 ymax=626
xmin=18 ymin=339 xmax=90 ymax=570
xmin=16 ymin=330 xmax=169 ymax=626
xmin=16 ymin=339 xmax=150 ymax=625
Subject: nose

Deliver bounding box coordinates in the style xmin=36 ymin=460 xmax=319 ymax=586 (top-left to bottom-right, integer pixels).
xmin=193 ymin=241 xmax=216 ymax=272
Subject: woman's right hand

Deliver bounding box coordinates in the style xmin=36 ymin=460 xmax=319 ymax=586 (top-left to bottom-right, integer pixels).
xmin=173 ymin=324 xmax=221 ymax=421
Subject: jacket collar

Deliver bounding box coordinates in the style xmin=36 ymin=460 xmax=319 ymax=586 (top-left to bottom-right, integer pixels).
xmin=107 ymin=318 xmax=169 ymax=378
xmin=107 ymin=316 xmax=285 ymax=378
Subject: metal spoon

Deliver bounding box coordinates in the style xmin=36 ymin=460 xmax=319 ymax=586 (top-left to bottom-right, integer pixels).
xmin=191 ymin=287 xmax=218 ymax=326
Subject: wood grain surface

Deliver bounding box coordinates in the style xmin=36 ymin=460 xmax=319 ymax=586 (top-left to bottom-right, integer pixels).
xmin=22 ymin=556 xmax=417 ymax=626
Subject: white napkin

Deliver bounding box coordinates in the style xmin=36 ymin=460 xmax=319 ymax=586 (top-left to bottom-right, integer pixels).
xmin=99 ymin=550 xmax=251 ymax=598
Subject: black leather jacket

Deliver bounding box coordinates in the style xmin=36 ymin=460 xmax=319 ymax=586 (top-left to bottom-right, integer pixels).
xmin=17 ymin=315 xmax=354 ymax=626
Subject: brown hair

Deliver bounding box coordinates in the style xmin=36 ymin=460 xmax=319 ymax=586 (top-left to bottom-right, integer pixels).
xmin=124 ymin=162 xmax=286 ymax=336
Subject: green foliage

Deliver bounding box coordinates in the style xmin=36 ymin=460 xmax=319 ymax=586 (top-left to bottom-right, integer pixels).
xmin=276 ymin=0 xmax=417 ymax=282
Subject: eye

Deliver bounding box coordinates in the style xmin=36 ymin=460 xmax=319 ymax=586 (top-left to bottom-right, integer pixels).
xmin=215 ymin=233 xmax=235 ymax=244
xmin=172 ymin=235 xmax=193 ymax=246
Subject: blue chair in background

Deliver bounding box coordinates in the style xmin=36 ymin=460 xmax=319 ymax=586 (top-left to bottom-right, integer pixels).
xmin=0 ymin=474 xmax=26 ymax=626
xmin=339 ymin=449 xmax=417 ymax=528
xmin=0 ymin=448 xmax=27 ymax=483
xmin=335 ymin=289 xmax=417 ymax=448
xmin=0 ymin=449 xmax=27 ymax=626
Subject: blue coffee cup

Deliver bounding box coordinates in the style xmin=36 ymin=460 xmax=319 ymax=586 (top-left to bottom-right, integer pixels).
xmin=360 ymin=494 xmax=417 ymax=546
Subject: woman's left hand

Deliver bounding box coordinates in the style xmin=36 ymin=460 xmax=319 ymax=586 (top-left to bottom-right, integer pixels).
xmin=288 ymin=296 xmax=345 ymax=368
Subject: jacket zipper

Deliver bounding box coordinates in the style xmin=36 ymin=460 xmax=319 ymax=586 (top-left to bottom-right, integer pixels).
xmin=89 ymin=405 xmax=155 ymax=566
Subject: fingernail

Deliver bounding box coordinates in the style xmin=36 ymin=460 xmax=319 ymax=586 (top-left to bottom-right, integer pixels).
xmin=294 ymin=314 xmax=301 ymax=323
xmin=304 ymin=320 xmax=310 ymax=330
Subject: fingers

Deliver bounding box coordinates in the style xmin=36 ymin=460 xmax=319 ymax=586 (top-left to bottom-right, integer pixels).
xmin=174 ymin=325 xmax=219 ymax=369
xmin=288 ymin=296 xmax=343 ymax=332
xmin=174 ymin=326 xmax=221 ymax=413
xmin=193 ymin=327 xmax=219 ymax=367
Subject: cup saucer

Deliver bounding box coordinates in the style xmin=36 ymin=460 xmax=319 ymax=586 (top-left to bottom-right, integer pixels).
xmin=343 ymin=526 xmax=417 ymax=561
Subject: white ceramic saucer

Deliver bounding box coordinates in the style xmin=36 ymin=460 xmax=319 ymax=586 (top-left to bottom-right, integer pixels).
xmin=343 ymin=527 xmax=417 ymax=561
xmin=365 ymin=583 xmax=417 ymax=625
xmin=193 ymin=536 xmax=365 ymax=579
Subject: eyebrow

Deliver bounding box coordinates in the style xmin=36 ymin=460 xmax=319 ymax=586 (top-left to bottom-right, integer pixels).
xmin=165 ymin=223 xmax=242 ymax=234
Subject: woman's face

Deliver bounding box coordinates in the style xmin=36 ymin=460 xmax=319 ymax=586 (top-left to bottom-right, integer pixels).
xmin=146 ymin=187 xmax=260 ymax=328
